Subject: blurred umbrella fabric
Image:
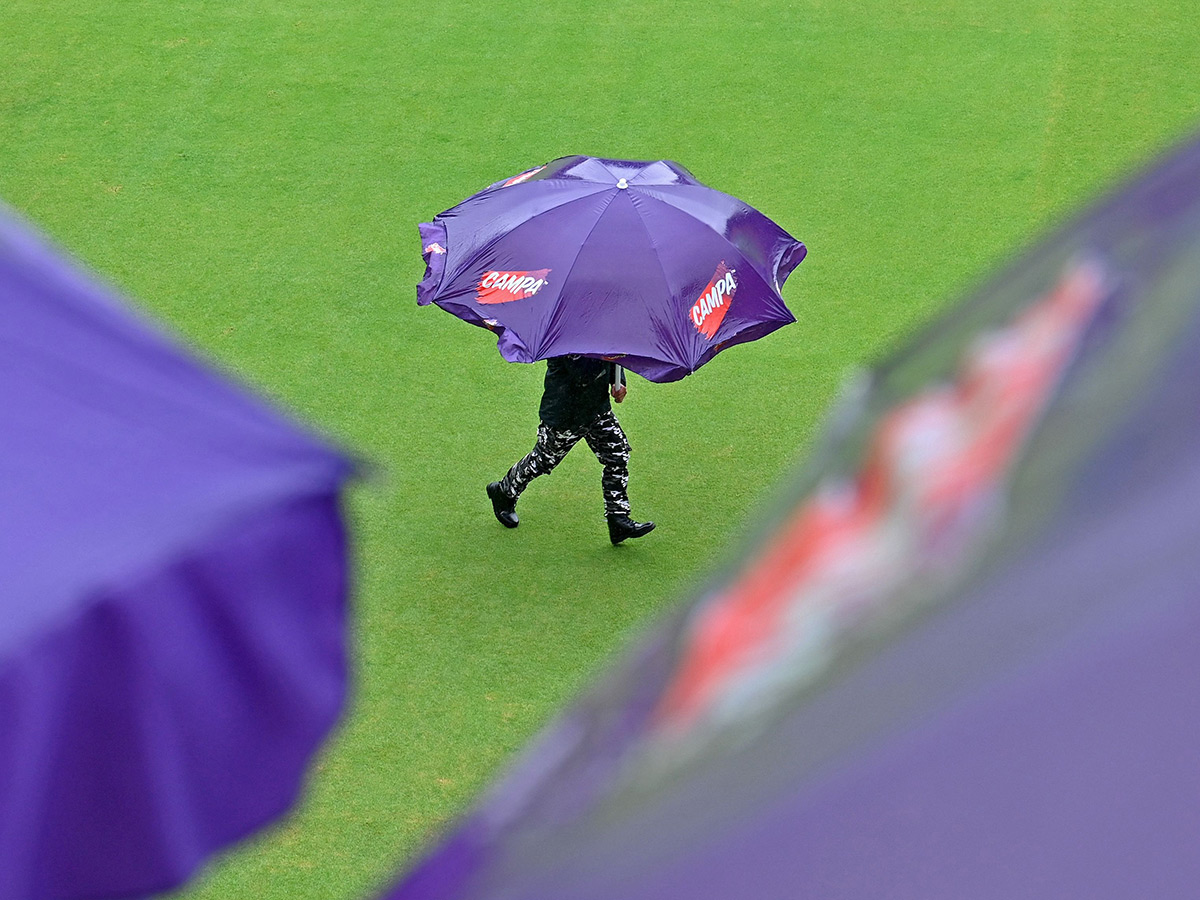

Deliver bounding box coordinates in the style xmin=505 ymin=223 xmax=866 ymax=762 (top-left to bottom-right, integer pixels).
xmin=0 ymin=206 xmax=355 ymax=900
xmin=385 ymin=129 xmax=1200 ymax=900
xmin=416 ymin=156 xmax=805 ymax=383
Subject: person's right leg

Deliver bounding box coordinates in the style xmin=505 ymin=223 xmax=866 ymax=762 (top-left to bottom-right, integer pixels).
xmin=488 ymin=422 xmax=581 ymax=526
xmin=582 ymin=411 xmax=632 ymax=517
xmin=583 ymin=412 xmax=654 ymax=544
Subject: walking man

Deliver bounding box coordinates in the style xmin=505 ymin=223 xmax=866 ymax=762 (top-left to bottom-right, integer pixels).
xmin=487 ymin=355 xmax=655 ymax=544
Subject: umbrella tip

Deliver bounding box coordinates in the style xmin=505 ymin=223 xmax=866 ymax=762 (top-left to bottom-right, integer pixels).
xmin=617 ymin=178 xmax=628 ymax=189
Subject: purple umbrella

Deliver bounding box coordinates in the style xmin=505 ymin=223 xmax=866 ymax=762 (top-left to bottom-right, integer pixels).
xmin=384 ymin=130 xmax=1200 ymax=900
xmin=416 ymin=156 xmax=806 ymax=382
xmin=0 ymin=206 xmax=354 ymax=900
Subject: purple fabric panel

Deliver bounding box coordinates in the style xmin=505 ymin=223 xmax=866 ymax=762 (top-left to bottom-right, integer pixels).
xmin=434 ymin=190 xmax=620 ymax=356
xmin=0 ymin=492 xmax=350 ymax=900
xmin=606 ymin=600 xmax=1200 ymax=900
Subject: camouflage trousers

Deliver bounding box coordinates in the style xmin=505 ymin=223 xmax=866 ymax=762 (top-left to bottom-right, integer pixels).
xmin=499 ymin=411 xmax=632 ymax=517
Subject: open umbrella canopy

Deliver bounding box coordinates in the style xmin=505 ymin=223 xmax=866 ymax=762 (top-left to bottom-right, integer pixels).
xmin=386 ymin=131 xmax=1200 ymax=900
xmin=416 ymin=156 xmax=806 ymax=382
xmin=0 ymin=206 xmax=354 ymax=900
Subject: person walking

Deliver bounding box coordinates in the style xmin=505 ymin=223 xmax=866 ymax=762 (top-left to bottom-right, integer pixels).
xmin=487 ymin=355 xmax=655 ymax=544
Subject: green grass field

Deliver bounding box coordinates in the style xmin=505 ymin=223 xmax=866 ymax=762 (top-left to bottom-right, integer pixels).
xmin=2 ymin=2 xmax=1198 ymax=897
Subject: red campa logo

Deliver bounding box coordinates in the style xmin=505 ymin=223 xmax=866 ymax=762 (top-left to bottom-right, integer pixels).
xmin=503 ymin=165 xmax=546 ymax=187
xmin=691 ymin=262 xmax=737 ymax=339
xmin=477 ymin=269 xmax=551 ymax=304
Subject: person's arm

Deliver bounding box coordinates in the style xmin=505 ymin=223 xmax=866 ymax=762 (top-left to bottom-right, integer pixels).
xmin=610 ymin=364 xmax=627 ymax=402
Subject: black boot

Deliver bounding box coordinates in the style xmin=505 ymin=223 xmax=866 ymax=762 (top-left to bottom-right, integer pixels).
xmin=608 ymin=514 xmax=655 ymax=545
xmin=487 ymin=482 xmax=519 ymax=528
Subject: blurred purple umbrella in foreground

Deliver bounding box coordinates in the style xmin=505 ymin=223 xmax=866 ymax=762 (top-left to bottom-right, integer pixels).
xmin=0 ymin=206 xmax=354 ymax=900
xmin=385 ymin=130 xmax=1200 ymax=900
xmin=416 ymin=156 xmax=806 ymax=382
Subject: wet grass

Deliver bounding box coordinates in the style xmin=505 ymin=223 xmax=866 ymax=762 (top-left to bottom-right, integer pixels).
xmin=1 ymin=1 xmax=1197 ymax=897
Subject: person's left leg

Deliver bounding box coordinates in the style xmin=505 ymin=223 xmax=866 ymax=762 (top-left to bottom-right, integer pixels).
xmin=584 ymin=412 xmax=655 ymax=543
xmin=583 ymin=411 xmax=632 ymax=516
